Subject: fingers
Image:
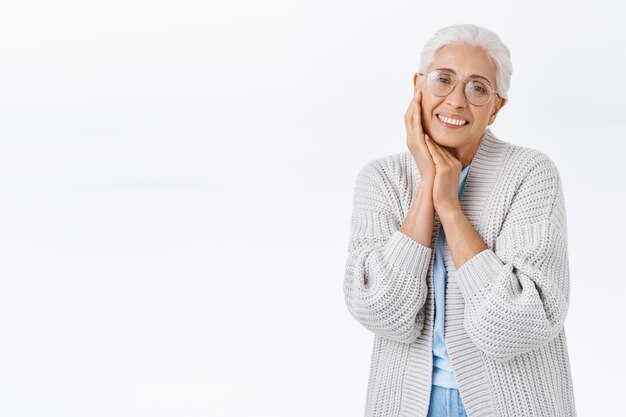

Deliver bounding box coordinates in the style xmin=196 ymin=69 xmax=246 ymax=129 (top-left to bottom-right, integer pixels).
xmin=413 ymin=90 xmax=423 ymax=135
xmin=405 ymin=88 xmax=437 ymax=182
xmin=405 ymin=91 xmax=428 ymax=152
xmin=437 ymin=143 xmax=462 ymax=169
xmin=424 ymin=135 xmax=444 ymax=166
xmin=405 ymin=90 xmax=424 ymax=134
xmin=426 ymin=136 xmax=457 ymax=170
xmin=426 ymin=137 xmax=462 ymax=174
xmin=437 ymin=144 xmax=455 ymax=164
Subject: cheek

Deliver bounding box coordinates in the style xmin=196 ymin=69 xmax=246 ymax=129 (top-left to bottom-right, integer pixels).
xmin=475 ymin=107 xmax=495 ymax=124
xmin=474 ymin=112 xmax=490 ymax=126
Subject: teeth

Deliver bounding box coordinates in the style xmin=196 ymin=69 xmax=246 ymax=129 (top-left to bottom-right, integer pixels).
xmin=438 ymin=114 xmax=467 ymax=126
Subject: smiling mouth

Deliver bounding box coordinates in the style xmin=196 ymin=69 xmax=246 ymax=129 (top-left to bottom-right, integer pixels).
xmin=436 ymin=114 xmax=469 ymax=126
xmin=437 ymin=114 xmax=469 ymax=129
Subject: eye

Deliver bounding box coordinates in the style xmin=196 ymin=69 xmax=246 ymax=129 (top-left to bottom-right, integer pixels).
xmin=435 ymin=76 xmax=452 ymax=84
xmin=469 ymin=81 xmax=488 ymax=94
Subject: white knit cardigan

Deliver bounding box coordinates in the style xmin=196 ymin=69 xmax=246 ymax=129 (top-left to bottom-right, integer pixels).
xmin=343 ymin=128 xmax=577 ymax=417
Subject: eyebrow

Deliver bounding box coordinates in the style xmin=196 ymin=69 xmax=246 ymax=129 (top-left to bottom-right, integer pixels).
xmin=436 ymin=68 xmax=492 ymax=84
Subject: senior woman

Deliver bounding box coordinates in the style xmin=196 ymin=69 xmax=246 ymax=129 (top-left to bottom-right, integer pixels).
xmin=343 ymin=24 xmax=576 ymax=417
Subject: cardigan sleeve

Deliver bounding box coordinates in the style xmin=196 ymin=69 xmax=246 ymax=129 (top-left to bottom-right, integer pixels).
xmin=455 ymin=155 xmax=570 ymax=363
xmin=343 ymin=160 xmax=432 ymax=344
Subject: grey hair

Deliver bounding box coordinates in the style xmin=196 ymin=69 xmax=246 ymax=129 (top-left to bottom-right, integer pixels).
xmin=417 ymin=24 xmax=513 ymax=100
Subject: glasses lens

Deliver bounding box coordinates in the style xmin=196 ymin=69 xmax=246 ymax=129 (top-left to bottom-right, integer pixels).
xmin=465 ymin=80 xmax=491 ymax=106
xmin=427 ymin=70 xmax=454 ymax=96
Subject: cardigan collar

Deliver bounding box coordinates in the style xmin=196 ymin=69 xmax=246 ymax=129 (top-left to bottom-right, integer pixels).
xmin=466 ymin=127 xmax=508 ymax=177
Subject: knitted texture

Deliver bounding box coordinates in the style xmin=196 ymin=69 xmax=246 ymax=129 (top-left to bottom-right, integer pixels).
xmin=343 ymin=128 xmax=576 ymax=417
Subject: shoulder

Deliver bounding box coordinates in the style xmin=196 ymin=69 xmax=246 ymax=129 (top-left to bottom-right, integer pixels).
xmin=355 ymin=150 xmax=415 ymax=189
xmin=478 ymin=129 xmax=562 ymax=182
xmin=501 ymin=143 xmax=562 ymax=191
xmin=505 ymin=142 xmax=560 ymax=173
xmin=351 ymin=151 xmax=414 ymax=216
xmin=497 ymin=141 xmax=566 ymax=228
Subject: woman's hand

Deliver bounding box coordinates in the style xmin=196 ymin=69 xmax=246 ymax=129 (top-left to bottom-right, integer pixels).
xmin=424 ymin=136 xmax=463 ymax=215
xmin=404 ymin=89 xmax=435 ymax=186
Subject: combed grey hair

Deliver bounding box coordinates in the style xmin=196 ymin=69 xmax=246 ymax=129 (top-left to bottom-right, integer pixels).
xmin=417 ymin=24 xmax=513 ymax=100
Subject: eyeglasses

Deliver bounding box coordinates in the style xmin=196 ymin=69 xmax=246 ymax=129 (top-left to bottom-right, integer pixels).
xmin=418 ymin=69 xmax=500 ymax=107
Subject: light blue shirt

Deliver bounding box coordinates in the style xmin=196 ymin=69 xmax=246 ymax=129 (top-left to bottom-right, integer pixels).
xmin=432 ymin=164 xmax=470 ymax=388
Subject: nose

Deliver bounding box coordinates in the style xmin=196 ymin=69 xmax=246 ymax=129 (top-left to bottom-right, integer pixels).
xmin=445 ymin=81 xmax=468 ymax=108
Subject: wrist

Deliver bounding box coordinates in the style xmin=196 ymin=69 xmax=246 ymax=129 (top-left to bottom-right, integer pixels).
xmin=438 ymin=204 xmax=463 ymax=224
xmin=417 ymin=180 xmax=433 ymax=197
xmin=416 ymin=185 xmax=434 ymax=208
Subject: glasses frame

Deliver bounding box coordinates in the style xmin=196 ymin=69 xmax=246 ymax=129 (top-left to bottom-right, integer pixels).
xmin=418 ymin=70 xmax=500 ymax=107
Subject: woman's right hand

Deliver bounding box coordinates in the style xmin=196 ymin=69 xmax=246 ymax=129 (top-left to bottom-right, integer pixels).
xmin=404 ymin=89 xmax=435 ymax=186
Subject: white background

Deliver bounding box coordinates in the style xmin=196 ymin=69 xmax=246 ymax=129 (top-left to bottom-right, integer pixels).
xmin=1 ymin=1 xmax=624 ymax=416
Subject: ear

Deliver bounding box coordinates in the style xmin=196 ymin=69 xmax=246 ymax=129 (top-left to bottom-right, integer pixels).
xmin=488 ymin=96 xmax=507 ymax=125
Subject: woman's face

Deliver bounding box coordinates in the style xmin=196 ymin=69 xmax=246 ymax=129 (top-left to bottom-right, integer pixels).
xmin=413 ymin=43 xmax=507 ymax=153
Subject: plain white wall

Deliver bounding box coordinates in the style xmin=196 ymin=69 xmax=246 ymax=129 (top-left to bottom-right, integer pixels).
xmin=0 ymin=1 xmax=624 ymax=416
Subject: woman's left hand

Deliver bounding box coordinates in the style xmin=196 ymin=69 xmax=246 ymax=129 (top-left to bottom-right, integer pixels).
xmin=424 ymin=136 xmax=463 ymax=216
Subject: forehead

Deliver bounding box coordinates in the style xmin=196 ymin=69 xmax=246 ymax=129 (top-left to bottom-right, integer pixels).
xmin=428 ymin=43 xmax=497 ymax=83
